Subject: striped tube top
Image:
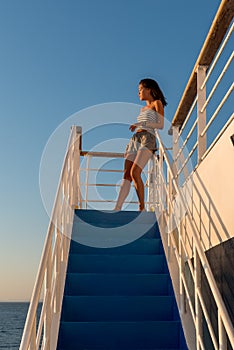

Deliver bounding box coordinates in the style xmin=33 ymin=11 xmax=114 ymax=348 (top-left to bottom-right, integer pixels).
xmin=136 ymin=108 xmax=159 ymax=133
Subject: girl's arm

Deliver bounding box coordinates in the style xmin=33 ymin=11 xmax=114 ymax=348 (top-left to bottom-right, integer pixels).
xmin=130 ymin=114 xmax=164 ymax=130
xmin=130 ymin=100 xmax=164 ymax=131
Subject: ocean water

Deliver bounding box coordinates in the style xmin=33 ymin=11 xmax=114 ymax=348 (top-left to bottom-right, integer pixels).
xmin=0 ymin=302 xmax=29 ymax=349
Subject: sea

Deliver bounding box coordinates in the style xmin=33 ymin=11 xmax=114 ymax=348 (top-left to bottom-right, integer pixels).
xmin=0 ymin=302 xmax=30 ymax=349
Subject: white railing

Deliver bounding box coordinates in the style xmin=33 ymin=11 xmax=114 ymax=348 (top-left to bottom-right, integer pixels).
xmin=171 ymin=0 xmax=233 ymax=183
xmin=147 ymin=1 xmax=234 ymax=349
xmin=79 ymin=150 xmax=153 ymax=210
xmin=148 ymin=130 xmax=234 ymax=350
xmin=20 ymin=125 xmax=81 ymax=350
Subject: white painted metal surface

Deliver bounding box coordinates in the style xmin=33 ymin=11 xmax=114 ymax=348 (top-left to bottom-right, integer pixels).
xmin=148 ymin=130 xmax=234 ymax=349
xmin=19 ymin=126 xmax=81 ymax=350
xmin=147 ymin=1 xmax=234 ymax=347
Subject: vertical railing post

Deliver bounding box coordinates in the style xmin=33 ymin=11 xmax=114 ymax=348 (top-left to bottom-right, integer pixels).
xmin=147 ymin=160 xmax=150 ymax=211
xmin=71 ymin=126 xmax=82 ymax=209
xmin=194 ymin=247 xmax=202 ymax=349
xmin=197 ymin=65 xmax=207 ymax=163
xmin=172 ymin=125 xmax=180 ymax=188
xmin=179 ymin=203 xmax=186 ymax=314
xmin=152 ymin=155 xmax=157 ymax=210
xmin=77 ymin=126 xmax=82 ymax=209
xmin=159 ymin=146 xmax=164 ymax=214
xmin=54 ymin=226 xmax=61 ymax=314
xmin=167 ymin=164 xmax=174 ymax=262
xmin=167 ymin=168 xmax=173 ymax=230
xmin=44 ymin=240 xmax=52 ymax=349
xmin=85 ymin=155 xmax=91 ymax=209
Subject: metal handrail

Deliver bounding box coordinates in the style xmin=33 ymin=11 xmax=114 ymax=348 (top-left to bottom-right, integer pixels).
xmin=174 ymin=119 xmax=197 ymax=163
xmin=171 ymin=0 xmax=233 ymax=127
xmin=200 ymin=50 xmax=233 ymax=113
xmin=175 ymin=97 xmax=198 ymax=144
xmin=20 ymin=126 xmax=81 ymax=350
xmin=200 ymin=82 xmax=234 ymax=137
xmin=151 ymin=130 xmax=234 ymax=349
xmin=79 ymin=151 xmax=152 ymax=210
xmin=171 ymin=0 xmax=233 ymax=184
xmin=200 ymin=21 xmax=234 ymax=91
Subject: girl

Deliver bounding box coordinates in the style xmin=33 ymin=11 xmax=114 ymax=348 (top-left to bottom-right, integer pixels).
xmin=114 ymin=78 xmax=167 ymax=211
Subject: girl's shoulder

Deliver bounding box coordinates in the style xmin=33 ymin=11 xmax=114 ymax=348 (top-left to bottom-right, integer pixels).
xmin=141 ymin=104 xmax=156 ymax=112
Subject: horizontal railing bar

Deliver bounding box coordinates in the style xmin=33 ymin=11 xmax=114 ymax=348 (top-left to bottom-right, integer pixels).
xmin=80 ymin=168 xmax=123 ymax=173
xmin=81 ymin=150 xmax=171 ymax=159
xmin=200 ymin=21 xmax=234 ymax=90
xmin=201 ymin=82 xmax=234 ymax=137
xmin=176 ymin=141 xmax=198 ymax=178
xmin=200 ymin=51 xmax=234 ymax=112
xmin=80 ymin=183 xmax=149 ymax=188
xmin=81 ymin=151 xmax=124 ymax=158
xmin=174 ymin=119 xmax=198 ymax=162
xmin=80 ymin=183 xmax=121 ymax=187
xmin=176 ymin=97 xmax=198 ymax=142
xmin=80 ymin=199 xmax=151 ymax=204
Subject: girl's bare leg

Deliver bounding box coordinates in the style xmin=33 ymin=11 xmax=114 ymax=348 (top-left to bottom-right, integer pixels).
xmin=114 ymin=154 xmax=136 ymax=210
xmin=130 ymin=149 xmax=152 ymax=211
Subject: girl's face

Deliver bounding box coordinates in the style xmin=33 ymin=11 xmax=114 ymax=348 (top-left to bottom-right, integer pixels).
xmin=138 ymin=84 xmax=152 ymax=101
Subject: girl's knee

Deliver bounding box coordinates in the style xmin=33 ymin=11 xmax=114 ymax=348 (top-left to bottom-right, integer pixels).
xmin=123 ymin=173 xmax=132 ymax=182
xmin=130 ymin=166 xmax=141 ymax=181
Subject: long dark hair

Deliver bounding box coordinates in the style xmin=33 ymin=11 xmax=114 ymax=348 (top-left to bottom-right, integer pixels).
xmin=139 ymin=78 xmax=167 ymax=107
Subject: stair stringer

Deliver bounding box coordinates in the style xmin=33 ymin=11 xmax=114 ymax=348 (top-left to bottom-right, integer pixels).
xmin=50 ymin=237 xmax=72 ymax=350
xmin=157 ymin=212 xmax=196 ymax=350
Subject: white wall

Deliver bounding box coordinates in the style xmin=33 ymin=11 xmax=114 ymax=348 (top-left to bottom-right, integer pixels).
xmin=185 ymin=119 xmax=234 ymax=252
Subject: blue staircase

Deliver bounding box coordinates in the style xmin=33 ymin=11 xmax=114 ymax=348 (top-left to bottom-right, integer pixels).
xmin=57 ymin=210 xmax=188 ymax=350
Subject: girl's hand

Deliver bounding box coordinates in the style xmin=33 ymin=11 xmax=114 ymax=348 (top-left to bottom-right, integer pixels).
xmin=129 ymin=124 xmax=137 ymax=132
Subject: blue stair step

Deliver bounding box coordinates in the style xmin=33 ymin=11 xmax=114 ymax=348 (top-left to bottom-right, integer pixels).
xmin=72 ymin=210 xmax=159 ymax=247
xmin=74 ymin=209 xmax=157 ymax=225
xmin=70 ymin=238 xmax=162 ymax=255
xmin=64 ymin=273 xmax=169 ymax=296
xmin=72 ymin=221 xmax=160 ymax=238
xmin=58 ymin=321 xmax=181 ymax=349
xmin=61 ymin=295 xmax=174 ymax=321
xmin=67 ymin=254 xmax=165 ymax=273
xmin=57 ymin=210 xmax=188 ymax=350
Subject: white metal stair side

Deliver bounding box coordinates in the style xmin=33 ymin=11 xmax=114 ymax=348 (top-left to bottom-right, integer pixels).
xmin=19 ymin=126 xmax=82 ymax=350
xmin=148 ymin=129 xmax=234 ymax=350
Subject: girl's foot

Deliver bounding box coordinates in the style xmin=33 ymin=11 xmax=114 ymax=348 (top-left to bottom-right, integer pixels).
xmin=114 ymin=206 xmax=121 ymax=211
xmin=139 ymin=205 xmax=146 ymax=211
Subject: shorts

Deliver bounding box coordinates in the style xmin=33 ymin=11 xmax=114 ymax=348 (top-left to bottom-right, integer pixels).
xmin=125 ymin=131 xmax=157 ymax=155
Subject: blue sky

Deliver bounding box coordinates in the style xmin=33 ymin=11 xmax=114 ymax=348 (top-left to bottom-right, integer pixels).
xmin=0 ymin=0 xmax=222 ymax=301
